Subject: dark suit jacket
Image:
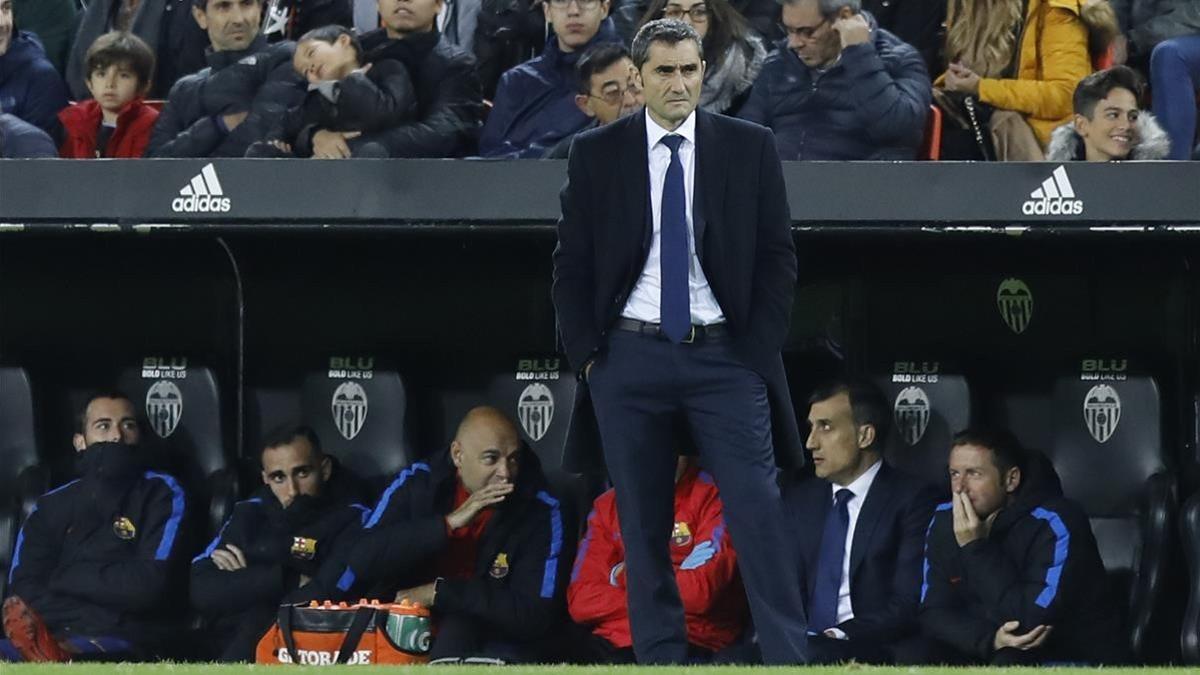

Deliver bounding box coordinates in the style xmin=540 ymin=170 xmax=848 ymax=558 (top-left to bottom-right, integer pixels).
xmin=787 ymin=462 xmax=938 ymax=645
xmin=552 ymin=109 xmax=802 ymax=474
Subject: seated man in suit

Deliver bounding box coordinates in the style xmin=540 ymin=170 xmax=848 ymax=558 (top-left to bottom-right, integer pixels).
xmin=319 ymin=406 xmax=568 ymax=663
xmin=914 ymin=428 xmax=1124 ymax=665
xmin=788 ymin=377 xmax=937 ymax=663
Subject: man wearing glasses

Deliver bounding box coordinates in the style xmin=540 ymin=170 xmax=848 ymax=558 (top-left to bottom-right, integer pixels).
xmin=544 ymin=43 xmax=644 ymax=158
xmin=738 ymin=0 xmax=929 ymax=160
xmin=479 ymin=0 xmax=623 ymax=157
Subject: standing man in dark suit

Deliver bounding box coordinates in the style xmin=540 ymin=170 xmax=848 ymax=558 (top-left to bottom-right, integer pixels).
xmin=788 ymin=378 xmax=938 ymax=663
xmin=552 ymin=18 xmax=808 ymax=665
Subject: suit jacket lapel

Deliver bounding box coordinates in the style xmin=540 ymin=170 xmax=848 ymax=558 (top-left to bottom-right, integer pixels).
xmin=693 ymin=110 xmax=724 ymax=261
xmin=849 ymin=464 xmax=893 ymax=578
xmin=619 ymin=113 xmax=650 ymax=258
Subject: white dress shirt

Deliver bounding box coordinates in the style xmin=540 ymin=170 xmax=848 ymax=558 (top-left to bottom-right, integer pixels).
xmin=621 ymin=111 xmax=725 ymax=325
xmin=831 ymin=459 xmax=883 ymax=629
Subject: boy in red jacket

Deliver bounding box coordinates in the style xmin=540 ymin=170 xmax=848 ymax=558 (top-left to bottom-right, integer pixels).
xmin=567 ymin=456 xmax=750 ymax=663
xmin=57 ymin=32 xmax=157 ymax=158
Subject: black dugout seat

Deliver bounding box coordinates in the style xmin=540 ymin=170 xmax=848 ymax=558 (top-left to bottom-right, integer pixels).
xmin=1181 ymin=492 xmax=1200 ymax=663
xmin=0 ymin=366 xmax=48 ymax=598
xmin=873 ymin=362 xmax=973 ymax=493
xmin=117 ymin=358 xmax=239 ymax=543
xmin=300 ymin=357 xmax=412 ymax=497
xmin=485 ymin=357 xmax=597 ymax=540
xmin=1046 ymin=369 xmax=1175 ymax=662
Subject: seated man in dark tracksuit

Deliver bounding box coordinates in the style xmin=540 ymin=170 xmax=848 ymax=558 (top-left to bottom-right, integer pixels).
xmin=912 ymin=428 xmax=1124 ymax=665
xmin=190 ymin=425 xmax=369 ymax=662
xmin=2 ymin=392 xmax=188 ymax=662
xmin=320 ymin=406 xmax=568 ymax=663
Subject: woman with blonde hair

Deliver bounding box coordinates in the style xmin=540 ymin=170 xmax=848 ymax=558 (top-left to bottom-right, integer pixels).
xmin=937 ymin=0 xmax=1114 ymax=160
xmin=638 ymin=0 xmax=767 ymax=114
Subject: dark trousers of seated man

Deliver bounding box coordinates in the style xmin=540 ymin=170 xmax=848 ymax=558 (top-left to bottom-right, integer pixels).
xmin=890 ymin=635 xmax=1056 ymax=666
xmin=428 ymin=614 xmax=541 ymax=663
xmin=806 ymin=634 xmax=894 ymax=664
xmin=206 ymin=603 xmax=281 ymax=662
xmin=548 ymin=622 xmax=763 ymax=665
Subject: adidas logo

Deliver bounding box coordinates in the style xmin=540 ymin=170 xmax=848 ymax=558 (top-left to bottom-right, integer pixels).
xmin=1021 ymin=165 xmax=1083 ymax=216
xmin=171 ymin=163 xmax=231 ymax=213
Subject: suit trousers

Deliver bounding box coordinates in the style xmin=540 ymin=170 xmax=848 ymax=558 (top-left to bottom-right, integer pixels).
xmin=587 ymin=329 xmax=809 ymax=664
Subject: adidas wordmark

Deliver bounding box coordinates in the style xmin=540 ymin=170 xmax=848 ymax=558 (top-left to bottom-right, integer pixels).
xmin=171 ymin=163 xmax=232 ymax=213
xmin=1021 ymin=165 xmax=1083 ymax=215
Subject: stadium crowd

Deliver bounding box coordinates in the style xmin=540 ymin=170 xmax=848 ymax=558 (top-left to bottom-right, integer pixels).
xmin=0 ymin=380 xmax=1132 ymax=664
xmin=0 ymin=0 xmax=1196 ymax=160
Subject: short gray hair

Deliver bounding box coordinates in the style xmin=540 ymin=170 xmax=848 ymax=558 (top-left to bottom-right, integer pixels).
xmin=630 ymin=19 xmax=702 ymax=70
xmin=776 ymin=0 xmax=861 ymax=14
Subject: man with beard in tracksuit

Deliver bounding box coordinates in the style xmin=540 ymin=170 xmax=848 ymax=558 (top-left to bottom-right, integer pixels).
xmin=190 ymin=425 xmax=369 ymax=661
xmin=912 ymin=428 xmax=1124 ymax=665
xmin=320 ymin=406 xmax=568 ymax=663
xmin=1 ymin=392 xmax=188 ymax=662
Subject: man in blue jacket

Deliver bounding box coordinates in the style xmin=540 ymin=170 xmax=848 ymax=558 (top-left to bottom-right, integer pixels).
xmin=739 ymin=0 xmax=929 ymax=160
xmin=479 ymin=0 xmax=622 ymax=158
xmin=1 ymin=392 xmax=188 ymax=662
xmin=191 ymin=426 xmax=368 ymax=661
xmin=912 ymin=429 xmax=1124 ymax=665
xmin=0 ymin=0 xmax=69 ymax=134
xmin=0 ymin=109 xmax=56 ymax=157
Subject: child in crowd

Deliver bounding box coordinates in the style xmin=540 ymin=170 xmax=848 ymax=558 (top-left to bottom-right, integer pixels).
xmin=57 ymin=32 xmax=158 ymax=158
xmin=1046 ymin=65 xmax=1170 ymax=161
xmin=250 ymin=25 xmax=416 ymax=159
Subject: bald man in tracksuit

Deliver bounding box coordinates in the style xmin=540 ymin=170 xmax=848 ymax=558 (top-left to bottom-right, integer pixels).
xmin=321 ymin=407 xmax=569 ymax=663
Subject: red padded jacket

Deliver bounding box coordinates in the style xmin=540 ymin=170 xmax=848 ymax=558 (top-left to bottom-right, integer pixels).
xmin=567 ymin=463 xmax=749 ymax=652
xmin=58 ymin=98 xmax=158 ymax=158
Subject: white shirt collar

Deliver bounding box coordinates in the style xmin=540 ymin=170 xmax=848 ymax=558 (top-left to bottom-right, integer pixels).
xmin=645 ymin=109 xmax=697 ymax=151
xmin=833 ymin=458 xmax=883 ymax=502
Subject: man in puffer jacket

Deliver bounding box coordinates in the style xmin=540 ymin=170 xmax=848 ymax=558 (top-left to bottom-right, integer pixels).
xmin=250 ymin=24 xmax=417 ymax=158
xmin=739 ymin=0 xmax=929 ymax=160
xmin=349 ymin=0 xmax=485 ymax=158
xmin=0 ymin=16 xmax=69 ymax=134
xmin=146 ymin=0 xmax=305 ymax=157
xmin=1045 ymin=65 xmax=1170 ymax=160
xmin=479 ymin=6 xmax=623 ymax=159
xmin=912 ymin=429 xmax=1124 ymax=665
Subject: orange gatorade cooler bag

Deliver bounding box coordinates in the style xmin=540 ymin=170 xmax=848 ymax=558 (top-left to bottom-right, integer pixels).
xmin=255 ymin=599 xmax=432 ymax=665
